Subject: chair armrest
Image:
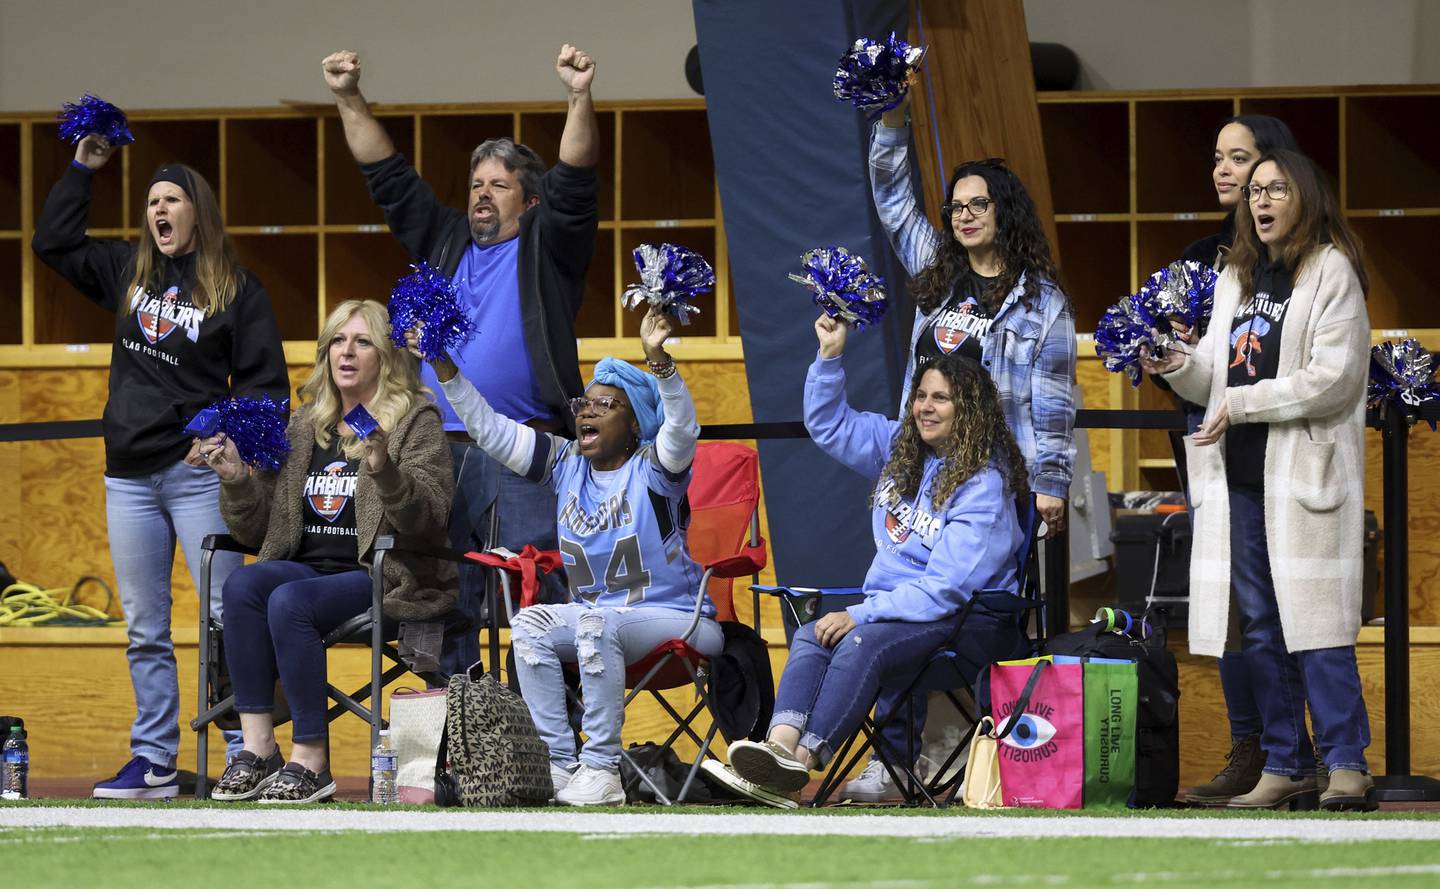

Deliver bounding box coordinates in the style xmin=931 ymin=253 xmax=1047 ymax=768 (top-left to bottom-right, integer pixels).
xmin=373 ymin=533 xmax=469 ymax=563
xmin=706 ymin=553 xmax=765 ymax=580
xmin=202 ymin=534 xmax=258 ymax=557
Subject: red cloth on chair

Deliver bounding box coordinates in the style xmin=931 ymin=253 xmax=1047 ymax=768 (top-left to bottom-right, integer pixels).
xmin=463 ymin=544 xmax=563 ymax=609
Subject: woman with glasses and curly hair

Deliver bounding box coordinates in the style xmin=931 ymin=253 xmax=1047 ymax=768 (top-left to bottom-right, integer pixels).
xmin=1142 ymin=149 xmax=1374 ymax=811
xmin=410 ymin=306 xmax=719 ymax=807
xmin=721 ymin=313 xmax=1031 ymax=804
xmin=871 ymin=96 xmax=1075 ymax=538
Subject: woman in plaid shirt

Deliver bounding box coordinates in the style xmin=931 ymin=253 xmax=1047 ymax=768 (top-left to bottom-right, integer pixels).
xmin=869 ymin=96 xmax=1076 ymax=537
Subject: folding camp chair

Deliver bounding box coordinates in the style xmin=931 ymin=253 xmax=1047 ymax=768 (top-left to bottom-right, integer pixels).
xmin=777 ymin=496 xmax=1044 ymax=808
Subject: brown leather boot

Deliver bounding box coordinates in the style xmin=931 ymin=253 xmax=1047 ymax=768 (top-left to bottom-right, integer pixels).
xmin=1320 ymin=769 xmax=1377 ymax=811
xmin=1184 ymin=734 xmax=1264 ymax=807
xmin=1226 ymin=772 xmax=1318 ymax=810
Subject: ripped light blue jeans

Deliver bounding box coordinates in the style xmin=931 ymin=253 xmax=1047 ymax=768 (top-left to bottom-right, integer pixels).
xmin=511 ymin=603 xmax=724 ymax=771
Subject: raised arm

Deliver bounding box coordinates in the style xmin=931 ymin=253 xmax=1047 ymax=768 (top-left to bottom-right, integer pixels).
xmin=868 ymin=95 xmax=941 ymax=277
xmin=803 ymin=315 xmax=899 ymax=480
xmin=641 ymin=309 xmax=699 ymax=474
xmin=31 ymin=135 xmax=134 ymax=311
xmin=323 ymin=51 xmax=397 ymax=165
xmin=555 ymin=44 xmax=599 ymax=168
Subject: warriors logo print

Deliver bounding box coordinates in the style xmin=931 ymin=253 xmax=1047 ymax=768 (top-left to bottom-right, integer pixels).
xmin=933 ymin=302 xmax=975 ymax=354
xmin=1229 ymin=317 xmax=1270 ymax=379
xmin=884 ymin=509 xmax=910 ymax=544
xmin=305 ymin=461 xmax=358 ymax=523
xmin=138 ymin=286 xmax=182 ymax=345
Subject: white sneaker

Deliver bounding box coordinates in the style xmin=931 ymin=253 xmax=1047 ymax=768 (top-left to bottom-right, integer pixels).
xmin=554 ymin=764 xmax=626 ymax=806
xmin=842 ymin=754 xmax=936 ymax=803
xmin=550 ymin=761 xmax=579 ymax=797
xmin=701 ymin=760 xmax=800 ymax=809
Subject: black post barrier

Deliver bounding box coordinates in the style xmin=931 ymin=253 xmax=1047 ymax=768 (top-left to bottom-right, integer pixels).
xmin=1371 ymin=403 xmax=1440 ymax=802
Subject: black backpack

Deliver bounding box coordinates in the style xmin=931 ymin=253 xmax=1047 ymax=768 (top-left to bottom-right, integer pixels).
xmin=1043 ymin=608 xmax=1181 ymax=807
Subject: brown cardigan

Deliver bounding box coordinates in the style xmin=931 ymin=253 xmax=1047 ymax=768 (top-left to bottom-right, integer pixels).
xmin=220 ymin=399 xmax=457 ymax=621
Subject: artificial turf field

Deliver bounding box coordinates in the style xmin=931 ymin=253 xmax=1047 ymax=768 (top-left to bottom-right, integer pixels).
xmin=5 ymin=803 xmax=1440 ymax=888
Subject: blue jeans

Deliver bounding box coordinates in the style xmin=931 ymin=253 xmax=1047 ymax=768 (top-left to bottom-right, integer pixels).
xmin=510 ymin=603 xmax=723 ymax=771
xmin=221 ymin=562 xmax=371 ymax=744
xmin=1229 ymin=486 xmax=1370 ymax=774
xmin=773 ymin=611 xmax=1025 ymax=767
xmin=442 ymin=443 xmax=566 ymax=678
xmin=105 ymin=460 xmax=242 ymax=767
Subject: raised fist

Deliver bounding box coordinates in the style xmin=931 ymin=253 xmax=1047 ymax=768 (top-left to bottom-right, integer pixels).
xmin=556 ymin=44 xmax=595 ymax=94
xmin=322 ymin=51 xmax=362 ymax=96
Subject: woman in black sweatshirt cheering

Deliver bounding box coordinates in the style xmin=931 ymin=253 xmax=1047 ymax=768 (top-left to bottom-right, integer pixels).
xmin=33 ymin=133 xmax=289 ymax=800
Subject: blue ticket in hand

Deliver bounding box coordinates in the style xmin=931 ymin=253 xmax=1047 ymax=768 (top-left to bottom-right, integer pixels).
xmin=344 ymin=403 xmax=379 ymax=439
xmin=184 ymin=406 xmax=222 ymax=439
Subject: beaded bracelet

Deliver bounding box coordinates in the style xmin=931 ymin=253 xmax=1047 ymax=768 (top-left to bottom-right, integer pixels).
xmin=646 ymin=357 xmax=677 ymax=380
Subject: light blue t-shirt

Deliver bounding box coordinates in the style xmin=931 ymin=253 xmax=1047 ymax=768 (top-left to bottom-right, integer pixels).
xmin=419 ymin=239 xmax=554 ymax=430
xmin=549 ymin=442 xmax=709 ymax=615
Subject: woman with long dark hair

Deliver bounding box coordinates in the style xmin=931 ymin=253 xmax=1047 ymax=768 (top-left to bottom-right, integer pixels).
xmin=32 ymin=134 xmax=288 ymax=799
xmin=720 ymin=314 xmax=1031 ymax=804
xmin=851 ymin=94 xmax=1075 ymax=802
xmin=1143 ymin=149 xmax=1374 ymax=811
xmin=1172 ymin=115 xmax=1302 ymax=807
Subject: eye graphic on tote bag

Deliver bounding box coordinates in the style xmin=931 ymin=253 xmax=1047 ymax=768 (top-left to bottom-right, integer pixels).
xmin=998 ymin=712 xmax=1058 ymax=749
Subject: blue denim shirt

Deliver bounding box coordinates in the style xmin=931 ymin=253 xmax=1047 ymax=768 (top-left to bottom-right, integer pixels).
xmin=869 ymin=122 xmax=1077 ymax=500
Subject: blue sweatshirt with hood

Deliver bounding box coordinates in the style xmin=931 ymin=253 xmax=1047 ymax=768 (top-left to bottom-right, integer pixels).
xmin=803 ymin=354 xmax=1023 ymax=625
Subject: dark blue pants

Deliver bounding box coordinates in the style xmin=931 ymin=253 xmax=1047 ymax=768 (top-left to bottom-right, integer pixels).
xmin=222 ymin=561 xmax=370 ymax=743
xmin=774 ymin=611 xmax=1024 ymax=767
xmin=1229 ymin=486 xmax=1370 ymax=773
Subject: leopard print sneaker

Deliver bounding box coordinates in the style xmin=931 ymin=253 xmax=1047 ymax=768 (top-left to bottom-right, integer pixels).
xmin=257 ymin=762 xmax=337 ymax=805
xmin=210 ymin=749 xmax=284 ymax=801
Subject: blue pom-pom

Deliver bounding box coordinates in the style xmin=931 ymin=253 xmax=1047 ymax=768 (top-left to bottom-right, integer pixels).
xmin=787 ymin=247 xmax=888 ymax=330
xmin=186 ymin=395 xmax=291 ymax=471
xmin=1369 ymin=338 xmax=1440 ymax=429
xmin=621 ymin=243 xmax=714 ymax=325
xmin=1094 ymin=298 xmax=1154 ymax=387
xmin=58 ymin=94 xmax=134 ymax=147
xmin=387 ymin=262 xmax=477 ymax=361
xmin=833 ymin=33 xmax=927 ymax=114
xmin=1095 ymin=259 xmax=1217 ymax=386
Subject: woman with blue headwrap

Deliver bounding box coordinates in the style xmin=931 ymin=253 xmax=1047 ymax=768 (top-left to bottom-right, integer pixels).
xmin=408 ymin=306 xmax=716 ymax=806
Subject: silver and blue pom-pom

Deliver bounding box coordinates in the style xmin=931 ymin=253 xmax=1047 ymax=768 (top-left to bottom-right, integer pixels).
xmin=1133 ymin=260 xmax=1217 ymax=352
xmin=787 ymin=247 xmax=888 ymax=330
xmin=1094 ymin=297 xmax=1160 ymax=386
xmin=58 ymin=94 xmax=134 ymax=147
xmin=1369 ymin=338 xmax=1440 ymax=429
xmin=621 ymin=243 xmax=714 ymax=325
xmin=186 ymin=395 xmax=291 ymax=471
xmin=833 ymin=32 xmax=927 ymax=114
xmin=387 ymin=261 xmax=477 ymax=361
xmin=1095 ymin=259 xmax=1217 ymax=386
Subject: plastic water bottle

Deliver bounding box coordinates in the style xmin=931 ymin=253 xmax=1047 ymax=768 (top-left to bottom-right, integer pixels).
xmin=2 ymin=726 xmax=29 ymax=800
xmin=371 ymin=730 xmax=397 ymax=805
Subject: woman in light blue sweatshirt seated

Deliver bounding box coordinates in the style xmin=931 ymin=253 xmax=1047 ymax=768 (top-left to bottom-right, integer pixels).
xmin=725 ymin=313 xmax=1031 ymax=800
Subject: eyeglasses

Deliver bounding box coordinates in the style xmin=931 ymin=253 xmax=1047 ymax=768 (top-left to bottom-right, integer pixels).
xmin=1244 ymin=181 xmax=1290 ymax=202
xmin=941 ymin=197 xmax=994 ymax=219
xmin=569 ymin=395 xmax=627 ymax=416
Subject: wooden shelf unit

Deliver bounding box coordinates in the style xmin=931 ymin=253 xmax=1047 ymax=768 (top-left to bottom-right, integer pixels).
xmin=0 ymin=100 xmax=738 ymax=365
xmin=1039 ymin=85 xmax=1440 ymax=490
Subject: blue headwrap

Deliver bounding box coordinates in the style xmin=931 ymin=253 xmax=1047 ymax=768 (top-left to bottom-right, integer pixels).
xmin=588 ymin=357 xmax=664 ymax=444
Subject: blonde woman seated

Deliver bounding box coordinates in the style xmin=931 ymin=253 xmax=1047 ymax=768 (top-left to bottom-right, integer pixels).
xmin=197 ymin=300 xmax=454 ymax=803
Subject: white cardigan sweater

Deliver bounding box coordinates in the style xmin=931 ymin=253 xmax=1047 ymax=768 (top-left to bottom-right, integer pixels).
xmin=1165 ymin=245 xmax=1370 ymax=656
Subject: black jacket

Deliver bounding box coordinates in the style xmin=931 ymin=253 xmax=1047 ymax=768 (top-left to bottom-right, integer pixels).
xmin=359 ymin=153 xmax=598 ymax=434
xmin=32 ymin=164 xmax=289 ymax=478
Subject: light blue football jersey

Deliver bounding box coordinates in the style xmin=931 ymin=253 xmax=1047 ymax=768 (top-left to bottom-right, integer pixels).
xmin=543 ymin=441 xmax=710 ymax=615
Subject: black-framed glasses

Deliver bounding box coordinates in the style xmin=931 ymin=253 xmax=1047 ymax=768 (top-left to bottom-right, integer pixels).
xmin=941 ymin=197 xmax=994 ymax=219
xmin=569 ymin=395 xmax=627 ymax=416
xmin=1244 ymin=180 xmax=1290 ymax=202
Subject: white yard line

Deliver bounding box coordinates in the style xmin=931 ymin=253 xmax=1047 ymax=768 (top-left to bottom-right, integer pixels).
xmin=1 ymin=807 xmax=1439 ymax=842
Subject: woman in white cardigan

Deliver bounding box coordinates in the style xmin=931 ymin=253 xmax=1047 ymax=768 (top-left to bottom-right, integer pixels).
xmin=1142 ymin=148 xmax=1374 ymax=812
